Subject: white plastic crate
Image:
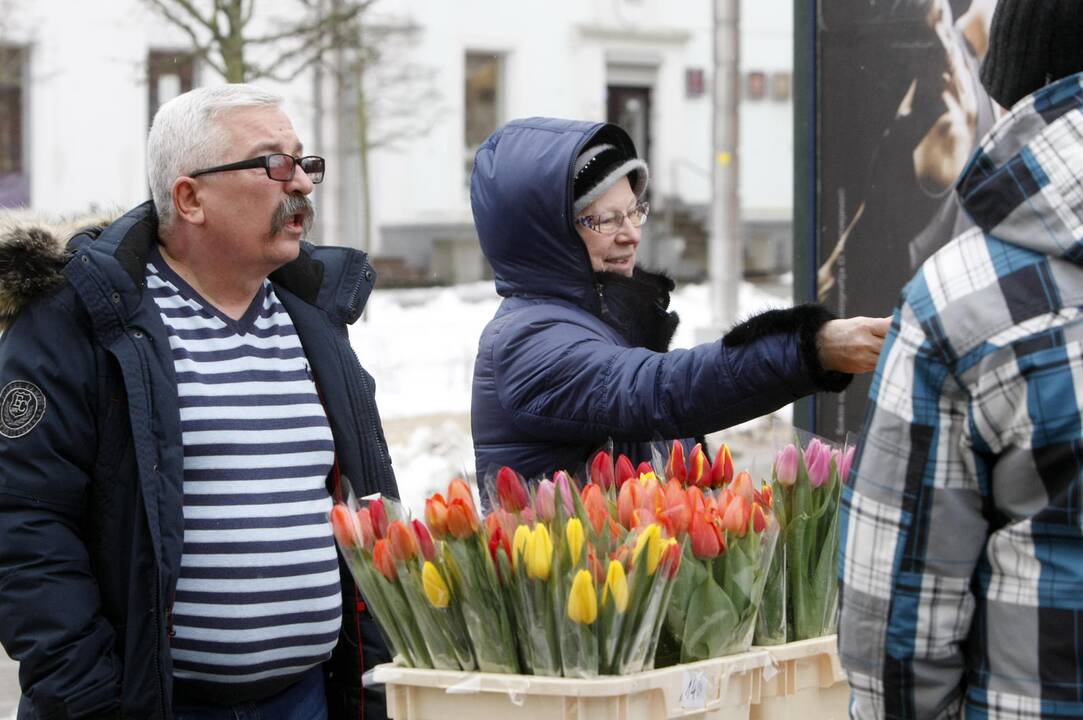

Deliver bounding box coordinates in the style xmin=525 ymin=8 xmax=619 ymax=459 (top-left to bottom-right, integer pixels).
xmin=750 ymin=635 xmax=850 ymax=720
xmin=375 ymin=650 xmax=770 ymax=720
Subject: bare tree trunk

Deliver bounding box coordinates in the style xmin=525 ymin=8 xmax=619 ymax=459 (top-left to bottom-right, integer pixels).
xmin=355 ymin=61 xmax=372 ymax=254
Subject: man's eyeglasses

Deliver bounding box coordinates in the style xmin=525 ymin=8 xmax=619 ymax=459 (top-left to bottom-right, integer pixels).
xmin=190 ymin=154 xmax=325 ymax=184
xmin=575 ymin=201 xmax=649 ymax=235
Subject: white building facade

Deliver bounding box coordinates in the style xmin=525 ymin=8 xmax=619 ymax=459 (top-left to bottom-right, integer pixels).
xmin=0 ymin=0 xmax=793 ymax=280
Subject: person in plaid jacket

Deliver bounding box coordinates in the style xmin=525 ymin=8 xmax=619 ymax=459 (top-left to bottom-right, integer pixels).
xmin=838 ymin=1 xmax=1083 ymax=717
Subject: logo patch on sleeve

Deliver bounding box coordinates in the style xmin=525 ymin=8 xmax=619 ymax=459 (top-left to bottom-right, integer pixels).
xmin=0 ymin=381 xmax=46 ymax=438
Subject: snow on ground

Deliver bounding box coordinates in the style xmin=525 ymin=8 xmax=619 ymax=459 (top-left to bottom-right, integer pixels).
xmin=349 ymin=278 xmax=796 ymax=516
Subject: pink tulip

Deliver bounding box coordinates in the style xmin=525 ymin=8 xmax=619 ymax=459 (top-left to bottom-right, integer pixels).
xmin=554 ymin=470 xmax=576 ymax=516
xmin=774 ymin=444 xmax=798 ymax=487
xmin=534 ymin=479 xmax=556 ymax=522
xmin=806 ymin=441 xmax=831 ymax=488
xmin=837 ymin=446 xmax=856 ymax=484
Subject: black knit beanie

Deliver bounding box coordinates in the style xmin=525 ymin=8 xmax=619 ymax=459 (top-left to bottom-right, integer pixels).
xmin=572 ymin=142 xmax=649 ymax=215
xmin=980 ymin=0 xmax=1083 ymax=109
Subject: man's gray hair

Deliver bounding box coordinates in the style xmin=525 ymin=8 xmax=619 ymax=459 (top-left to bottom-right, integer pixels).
xmin=147 ymin=84 xmax=283 ymax=234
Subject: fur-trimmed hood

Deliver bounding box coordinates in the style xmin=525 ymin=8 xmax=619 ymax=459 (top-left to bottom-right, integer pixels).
xmin=0 ymin=210 xmax=120 ymax=329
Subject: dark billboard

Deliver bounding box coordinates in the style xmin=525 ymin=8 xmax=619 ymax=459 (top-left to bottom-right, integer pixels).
xmin=801 ymin=0 xmax=1002 ymax=438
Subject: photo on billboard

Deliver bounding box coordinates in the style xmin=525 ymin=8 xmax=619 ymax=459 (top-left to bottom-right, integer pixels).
xmin=812 ymin=0 xmax=1002 ymax=439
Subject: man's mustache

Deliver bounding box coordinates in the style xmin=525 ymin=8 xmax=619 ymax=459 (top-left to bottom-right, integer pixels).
xmin=270 ymin=194 xmax=315 ymax=237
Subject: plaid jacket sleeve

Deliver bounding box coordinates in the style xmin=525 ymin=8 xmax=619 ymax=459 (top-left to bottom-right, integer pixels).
xmin=838 ymin=299 xmax=989 ymax=719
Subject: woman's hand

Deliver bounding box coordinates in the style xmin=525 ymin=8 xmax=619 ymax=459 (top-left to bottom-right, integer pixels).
xmin=816 ymin=316 xmax=891 ymax=374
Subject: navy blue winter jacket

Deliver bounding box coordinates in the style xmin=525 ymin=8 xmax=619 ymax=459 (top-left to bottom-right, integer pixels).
xmin=470 ymin=117 xmax=851 ymax=486
xmin=0 ymin=202 xmax=397 ymax=719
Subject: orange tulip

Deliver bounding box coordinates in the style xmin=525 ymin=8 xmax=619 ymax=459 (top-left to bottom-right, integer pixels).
xmin=582 ymin=483 xmax=608 ymax=535
xmin=688 ymin=443 xmax=708 ymax=486
xmin=709 ymin=443 xmax=734 ymax=488
xmin=720 ymin=494 xmax=751 ymax=537
xmin=387 ymin=520 xmax=419 ymax=562
xmin=446 ymin=498 xmax=480 ymax=539
xmin=373 ymin=539 xmax=396 ymax=580
xmin=732 ymin=471 xmax=755 ymax=506
xmin=356 ymin=508 xmax=376 ymax=549
xmin=330 ymin=504 xmax=358 ymax=549
xmin=631 ymin=507 xmax=655 ymax=529
xmin=660 ymin=539 xmax=683 ymax=579
xmin=665 ymin=440 xmax=687 ymax=483
xmin=754 ymin=481 xmax=773 ymax=509
xmin=689 ymin=510 xmax=723 ymax=558
xmin=686 ymin=486 xmax=706 ymax=513
xmin=448 ymin=477 xmax=475 ymax=508
xmin=425 ymin=493 xmax=449 ymax=539
xmin=617 ymin=480 xmax=640 ymax=528
xmin=661 ymin=480 xmax=691 ymax=536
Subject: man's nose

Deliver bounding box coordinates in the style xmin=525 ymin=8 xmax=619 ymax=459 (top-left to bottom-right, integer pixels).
xmin=288 ymin=166 xmax=315 ymax=194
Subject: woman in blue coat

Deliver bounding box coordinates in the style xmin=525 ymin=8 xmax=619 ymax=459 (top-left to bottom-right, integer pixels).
xmin=470 ymin=118 xmax=887 ymax=488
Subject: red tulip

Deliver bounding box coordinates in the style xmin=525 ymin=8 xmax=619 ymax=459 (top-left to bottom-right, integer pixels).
xmin=686 ymin=486 xmax=706 ymax=513
xmin=412 ymin=519 xmax=436 ymax=562
xmin=582 ymin=483 xmax=608 ymax=535
xmin=636 ymin=461 xmax=654 ymax=478
xmin=425 ymin=494 xmax=449 ymax=539
xmin=588 ymin=545 xmax=606 ymax=584
xmin=687 ymin=443 xmax=707 ymax=486
xmin=665 ymin=440 xmax=687 ymax=483
xmin=387 ymin=520 xmax=419 ymax=562
xmin=369 ymin=498 xmax=388 ymax=539
xmin=488 ymin=526 xmax=513 ymax=582
xmin=615 ymin=454 xmax=637 ymax=489
xmin=709 ymin=443 xmax=734 ymax=488
xmin=446 ymin=498 xmax=480 ymax=539
xmin=754 ymin=481 xmax=773 ymax=510
xmin=496 ymin=466 xmax=529 ymax=512
xmin=589 ymin=451 xmax=615 ymax=490
xmin=751 ymin=502 xmax=769 ymax=534
xmin=330 ymin=504 xmax=358 ymax=549
xmin=373 ymin=539 xmax=396 ymax=580
xmin=689 ymin=510 xmax=723 ymax=559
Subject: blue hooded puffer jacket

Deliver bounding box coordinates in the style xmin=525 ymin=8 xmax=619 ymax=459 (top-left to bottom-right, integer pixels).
xmin=470 ymin=117 xmax=851 ymax=487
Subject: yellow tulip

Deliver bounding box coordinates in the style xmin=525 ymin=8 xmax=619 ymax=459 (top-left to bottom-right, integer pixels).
xmin=602 ymin=560 xmax=629 ymax=613
xmin=633 ymin=523 xmax=663 ymax=575
xmin=565 ymin=517 xmax=584 ymax=565
xmin=512 ymin=524 xmax=531 ymax=570
xmin=422 ymin=561 xmax=450 ymax=608
xmin=525 ymin=524 xmax=553 ymax=581
xmin=567 ymin=569 xmax=598 ymax=624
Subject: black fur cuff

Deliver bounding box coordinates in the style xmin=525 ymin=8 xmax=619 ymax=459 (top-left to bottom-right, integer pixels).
xmin=723 ymin=303 xmax=852 ymax=393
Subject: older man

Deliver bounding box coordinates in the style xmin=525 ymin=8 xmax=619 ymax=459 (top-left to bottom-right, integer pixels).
xmin=0 ymin=85 xmax=396 ymax=719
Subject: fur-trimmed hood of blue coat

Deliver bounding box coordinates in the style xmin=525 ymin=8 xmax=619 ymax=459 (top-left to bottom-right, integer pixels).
xmin=472 ymin=117 xmax=640 ymax=310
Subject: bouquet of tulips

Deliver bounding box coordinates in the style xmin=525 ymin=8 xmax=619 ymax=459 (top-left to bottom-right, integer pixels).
xmin=330 ymin=494 xmax=475 ymax=670
xmin=637 ymin=441 xmax=779 ymax=664
xmin=754 ymin=434 xmax=853 ymax=643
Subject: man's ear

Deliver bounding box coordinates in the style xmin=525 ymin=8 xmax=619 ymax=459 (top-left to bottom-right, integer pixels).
xmin=172 ymin=177 xmax=205 ymax=226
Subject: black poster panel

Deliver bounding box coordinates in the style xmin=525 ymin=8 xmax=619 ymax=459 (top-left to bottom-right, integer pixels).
xmin=807 ymin=0 xmax=1001 ymax=439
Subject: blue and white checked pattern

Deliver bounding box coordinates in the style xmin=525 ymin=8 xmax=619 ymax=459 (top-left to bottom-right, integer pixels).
xmin=146 ymin=252 xmax=341 ymax=692
xmin=840 ymin=72 xmax=1083 ymax=719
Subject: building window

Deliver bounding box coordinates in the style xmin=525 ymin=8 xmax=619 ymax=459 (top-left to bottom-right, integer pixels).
xmin=148 ymin=50 xmax=195 ymax=127
xmin=0 ymin=46 xmax=27 ymax=208
xmin=746 ymin=71 xmax=766 ymax=100
xmin=464 ymin=52 xmax=503 ymax=182
xmin=771 ymin=72 xmax=792 ymax=101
